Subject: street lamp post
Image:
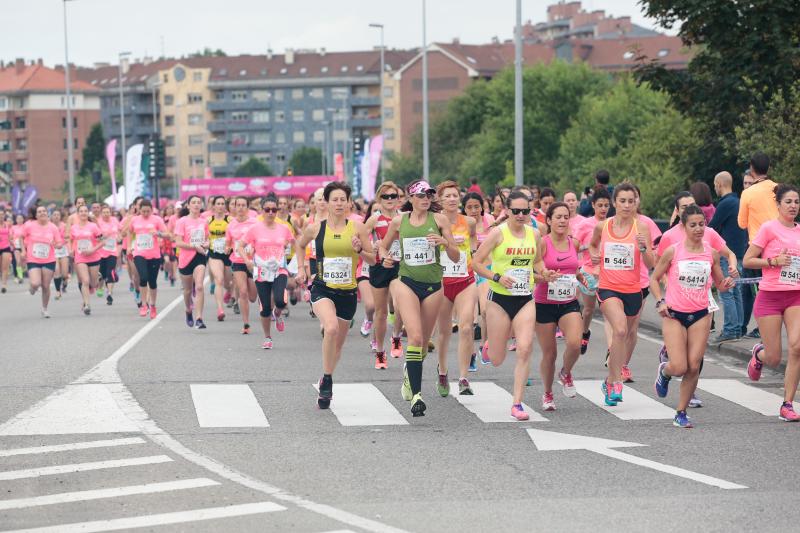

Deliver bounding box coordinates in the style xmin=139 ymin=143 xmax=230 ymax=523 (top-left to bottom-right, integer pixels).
xmin=421 ymin=0 xmax=429 ymax=180
xmin=118 ymin=51 xmax=131 ymax=203
xmin=514 ymin=0 xmax=524 ymax=187
xmin=62 ymin=0 xmax=76 ymax=205
xmin=369 ymin=23 xmax=385 ymax=183
xmin=320 ymin=120 xmax=328 ymax=174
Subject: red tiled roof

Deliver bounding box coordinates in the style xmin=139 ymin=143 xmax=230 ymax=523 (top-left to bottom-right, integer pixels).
xmin=436 ymin=42 xmax=556 ymax=75
xmin=577 ymin=35 xmax=691 ymax=70
xmin=0 ymin=63 xmax=98 ymax=93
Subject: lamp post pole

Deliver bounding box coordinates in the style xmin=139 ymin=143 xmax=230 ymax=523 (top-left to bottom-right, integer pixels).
xmin=369 ymin=23 xmax=385 ymax=183
xmin=118 ymin=51 xmax=131 ymax=203
xmin=421 ymin=0 xmax=429 ymax=180
xmin=514 ymin=0 xmax=524 ymax=186
xmin=62 ymin=0 xmax=76 ymax=204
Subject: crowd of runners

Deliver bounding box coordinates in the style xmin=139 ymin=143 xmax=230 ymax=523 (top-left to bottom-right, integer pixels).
xmin=1 ymin=152 xmax=798 ymax=428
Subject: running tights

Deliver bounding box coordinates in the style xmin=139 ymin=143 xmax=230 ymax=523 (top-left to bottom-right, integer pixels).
xmin=99 ymin=256 xmax=118 ymax=284
xmin=134 ymin=256 xmax=160 ymax=289
xmin=255 ymin=274 xmax=288 ymax=317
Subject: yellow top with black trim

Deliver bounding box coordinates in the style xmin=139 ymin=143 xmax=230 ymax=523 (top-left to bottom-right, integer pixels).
xmin=208 ymin=215 xmax=229 ymax=239
xmin=489 ymin=223 xmax=536 ymax=296
xmin=315 ymin=219 xmax=359 ymax=291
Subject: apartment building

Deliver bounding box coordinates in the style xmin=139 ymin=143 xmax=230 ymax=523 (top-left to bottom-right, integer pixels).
xmin=0 ymin=59 xmax=100 ymax=200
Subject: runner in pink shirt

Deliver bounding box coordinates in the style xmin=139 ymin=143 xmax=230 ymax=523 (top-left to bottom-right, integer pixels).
xmin=0 ymin=210 xmax=12 ymax=293
xmin=49 ymin=210 xmax=70 ymax=299
xmin=22 ymin=205 xmax=63 ymax=317
xmin=242 ymin=196 xmax=295 ymax=349
xmin=563 ymin=191 xmax=586 ymax=236
xmin=12 ymin=214 xmax=26 ymax=283
xmin=129 ymin=199 xmax=167 ymax=319
xmin=97 ymin=205 xmax=121 ymax=306
xmin=69 ymin=205 xmax=104 ymax=315
xmin=227 ymin=196 xmax=258 ymax=334
xmin=174 ymin=195 xmax=210 ymax=329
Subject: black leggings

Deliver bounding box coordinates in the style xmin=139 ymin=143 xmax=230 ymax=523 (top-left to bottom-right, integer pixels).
xmin=134 ymin=256 xmax=161 ymax=289
xmin=255 ymin=274 xmax=288 ymax=317
xmin=99 ymin=256 xmax=118 ymax=284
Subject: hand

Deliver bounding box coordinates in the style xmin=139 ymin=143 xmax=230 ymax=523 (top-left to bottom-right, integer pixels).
xmin=498 ymin=275 xmax=515 ymax=289
xmin=773 ymin=248 xmax=792 ymax=267
xmin=351 ymin=235 xmax=363 ymax=252
xmin=590 ymin=250 xmax=600 ymax=265
xmin=194 ymin=245 xmax=205 ymax=254
xmin=657 ymin=301 xmax=669 ymax=318
xmin=540 ymin=268 xmax=560 ymax=283
xmin=721 ymin=277 xmax=735 ymax=291
xmin=727 ymin=262 xmax=740 ymax=277
xmin=295 ymin=270 xmax=307 ymax=286
xmin=636 ymin=232 xmax=647 ymax=249
xmin=427 ymin=233 xmax=446 ymax=246
xmin=381 ymin=257 xmax=395 ymax=268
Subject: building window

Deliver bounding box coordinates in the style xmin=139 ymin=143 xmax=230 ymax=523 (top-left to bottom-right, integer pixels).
xmin=299 ymin=67 xmax=307 ymax=75
xmin=293 ymin=131 xmax=305 ymax=143
xmin=385 ymin=128 xmax=395 ymax=140
xmin=232 ymin=154 xmax=244 ymax=165
xmin=275 ymin=132 xmax=286 ymax=144
xmin=275 ymin=111 xmax=285 ymax=123
xmin=332 ymin=87 xmax=348 ymax=100
xmin=188 ymin=114 xmax=203 ymax=125
xmin=291 ymin=89 xmax=304 ymax=100
xmin=353 ymin=86 xmax=370 ymax=96
xmin=313 ymin=130 xmax=324 ymax=143
xmin=276 ymin=153 xmax=286 ymax=162
xmin=253 ymin=132 xmax=270 ymax=144
xmin=340 ymin=66 xmax=349 ymax=73
xmin=74 ymin=159 xmax=79 ymax=171
xmin=309 ymin=88 xmax=324 ymax=98
xmin=312 ymin=109 xmax=325 ymax=121
xmin=0 ymin=97 xmax=6 ymax=109
xmin=165 ymin=115 xmax=175 ymax=126
xmin=165 ymin=136 xmax=175 ymax=147
xmin=166 ymin=156 xmax=176 ymax=168
xmin=239 ymin=69 xmax=247 ymax=77
xmin=110 ymin=116 xmax=120 ymax=127
xmin=64 ymin=159 xmax=68 ymax=171
xmin=230 ymin=112 xmax=249 ymax=123
xmin=16 ymin=138 xmax=27 ymax=151
xmin=188 ymin=134 xmax=204 ymax=146
xmin=0 ymin=140 xmax=9 ymax=151
xmin=17 ymin=160 xmax=28 ymax=172
xmin=189 ymin=155 xmax=204 ymax=166
xmin=193 ymin=71 xmax=203 ymax=81
xmin=231 ymin=133 xmax=249 ymax=146
xmin=164 ymin=94 xmax=174 ymax=105
xmin=74 ymin=138 xmax=79 ymax=149
xmin=252 ymin=90 xmax=271 ymax=101
xmin=412 ymin=77 xmax=458 ymax=91
xmin=15 ymin=117 xmax=26 ymax=129
xmin=162 ymin=73 xmax=169 ymax=83
xmin=321 ymin=66 xmax=329 ymax=73
xmin=292 ymin=110 xmax=305 ymax=122
xmin=274 ymin=89 xmax=285 ymax=101
xmin=383 ymin=108 xmax=394 ymax=119
xmin=187 ymin=93 xmax=203 ymax=103
xmin=252 ymin=111 xmax=270 ymax=123
xmin=231 ymin=90 xmax=248 ymax=101
xmin=255 ymin=153 xmax=271 ymax=164
xmin=73 ymin=117 xmax=78 ymax=128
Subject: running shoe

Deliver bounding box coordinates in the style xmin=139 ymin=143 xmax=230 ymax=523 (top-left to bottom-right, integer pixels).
xmin=41 ymin=308 xmax=50 ymax=319
xmin=217 ymin=308 xmax=225 ymax=321
xmin=1 ymin=286 xmax=5 ymax=293
xmin=526 ymin=378 xmax=533 ymax=386
xmin=96 ymin=287 xmax=104 ymax=298
xmin=511 ymin=403 xmax=529 ymax=421
xmin=370 ymin=339 xmax=378 ymax=353
xmin=558 ymin=369 xmax=576 ymax=398
xmin=410 ymin=393 xmax=426 ymax=417
xmin=387 ymin=311 xmax=395 ymax=326
xmin=611 ymin=381 xmax=624 ymax=402
xmin=134 ymin=290 xmax=141 ymax=306
xmin=468 ymin=353 xmax=478 ymax=372
xmin=170 ymin=278 xmax=175 ymax=287
xmin=83 ymin=305 xmax=91 ymax=316
xmin=688 ymin=394 xmax=703 ymax=408
xmin=542 ymin=392 xmax=556 ymax=411
xmin=509 ymin=339 xmax=517 ymax=351
xmin=673 ymin=410 xmax=694 ymax=428
xmin=555 ymin=327 xmax=563 ymax=340
xmin=580 ymin=330 xmax=591 ymax=355
xmin=289 ymin=290 xmax=298 ymax=306
xmin=241 ymin=323 xmax=250 ymax=334
xmin=374 ymin=351 xmax=387 ymax=370
xmin=601 ymin=381 xmax=617 ymax=406
xmin=473 ymin=323 xmax=481 ymax=341
xmin=273 ymin=309 xmax=285 ymax=332
xmin=262 ymin=337 xmax=273 ymax=350
xmin=139 ymin=304 xmax=148 ymax=317
xmin=149 ymin=305 xmax=157 ymax=320
xmin=390 ymin=336 xmax=403 ymax=358
xmin=658 ymin=345 xmax=669 ymax=364
xmin=458 ymin=378 xmax=473 ymax=395
xmin=481 ymin=341 xmax=491 ymax=365
xmin=233 ymin=301 xmax=240 ymax=314
xmin=317 ymin=375 xmax=333 ymax=409
xmin=451 ymin=322 xmax=459 ymax=333
xmin=223 ymin=291 xmax=232 ymax=305
xmin=106 ymin=294 xmax=113 ymax=306
xmin=654 ymin=362 xmax=671 ymax=398
xmin=747 ymin=343 xmax=764 ymax=381
xmin=129 ymin=282 xmax=134 ymax=292
xmin=779 ymin=402 xmax=800 ymax=422
xmin=428 ymin=339 xmax=435 ymax=352
xmin=185 ymin=312 xmax=194 ymax=328
xmin=195 ymin=318 xmax=206 ymax=329
xmin=55 ymin=291 xmax=61 ymax=300
xmin=401 ymin=364 xmax=413 ymax=401
xmin=621 ymin=365 xmax=634 ymax=383
xmin=303 ymin=289 xmax=311 ymax=303
xmin=436 ymin=372 xmax=450 ymax=397
xmin=360 ymin=319 xmax=372 ymax=337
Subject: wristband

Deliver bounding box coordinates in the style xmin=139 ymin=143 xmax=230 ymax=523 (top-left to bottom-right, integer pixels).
xmin=655 ymin=298 xmax=665 ymax=308
xmin=492 ymin=273 xmax=501 ymax=283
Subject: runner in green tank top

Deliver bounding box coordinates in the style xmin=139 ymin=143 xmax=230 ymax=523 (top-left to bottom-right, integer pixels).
xmin=379 ymin=179 xmax=460 ymax=417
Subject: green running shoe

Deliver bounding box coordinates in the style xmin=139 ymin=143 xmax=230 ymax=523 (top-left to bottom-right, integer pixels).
xmin=410 ymin=393 xmax=426 ymax=417
xmin=401 ymin=364 xmax=413 ymax=401
xmin=436 ymin=372 xmax=450 ymax=397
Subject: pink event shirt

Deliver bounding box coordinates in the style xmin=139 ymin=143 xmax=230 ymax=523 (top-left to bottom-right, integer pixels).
xmin=665 ymin=240 xmax=714 ymax=312
xmin=243 ymin=222 xmax=294 ymax=278
xmin=568 ymin=214 xmax=586 ymax=236
xmin=751 ymin=220 xmax=800 ymax=291
xmin=70 ymin=222 xmax=103 ymax=264
xmin=226 ymin=217 xmax=256 ymax=264
xmin=574 ymin=216 xmax=604 ymax=275
xmin=97 ymin=217 xmax=120 ymax=258
xmin=130 ymin=215 xmax=167 ymax=259
xmin=174 ymin=215 xmax=209 ymax=269
xmin=22 ymin=221 xmax=63 ymax=264
xmin=0 ymin=222 xmax=10 ymax=250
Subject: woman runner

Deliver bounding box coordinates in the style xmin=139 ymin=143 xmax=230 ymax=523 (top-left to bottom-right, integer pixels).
xmin=0 ymin=212 xmax=11 ymax=293
xmin=207 ymin=196 xmax=232 ymax=321
xmin=463 ymin=192 xmax=495 ymax=370
xmin=50 ymin=210 xmax=70 ymax=299
xmin=129 ymin=199 xmax=167 ymax=319
xmin=12 ymin=214 xmax=27 ymax=283
xmin=174 ymin=195 xmax=210 ymax=329
xmin=69 ymin=204 xmax=104 ymax=315
xmin=226 ymin=196 xmax=258 ymax=333
xmin=22 ymin=205 xmax=62 ymax=317
xmin=97 ymin=205 xmax=120 ymax=305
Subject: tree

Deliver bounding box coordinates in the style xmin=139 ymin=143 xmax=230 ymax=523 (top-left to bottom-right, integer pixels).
xmin=234 ymin=157 xmax=273 ymax=177
xmin=191 ymin=47 xmax=227 ymax=57
xmin=288 ymin=146 xmax=323 ymax=176
xmin=80 ymin=123 xmax=106 ymax=175
xmin=384 ymin=150 xmax=423 ymax=187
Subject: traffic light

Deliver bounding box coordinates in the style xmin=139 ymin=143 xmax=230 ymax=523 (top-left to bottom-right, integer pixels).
xmin=148 ymin=137 xmax=166 ymax=180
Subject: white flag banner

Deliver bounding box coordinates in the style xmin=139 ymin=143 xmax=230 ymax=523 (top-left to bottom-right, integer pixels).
xmin=360 ymin=137 xmax=371 ymax=200
xmin=124 ymin=144 xmax=144 ymax=206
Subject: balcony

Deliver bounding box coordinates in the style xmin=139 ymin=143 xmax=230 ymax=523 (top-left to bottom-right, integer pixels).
xmin=209 ymin=142 xmax=273 ymax=153
xmin=207 ymin=100 xmax=272 ymax=112
xmin=350 ymin=117 xmax=381 ymax=128
xmin=350 ymin=96 xmax=380 ymax=107
xmin=208 ymin=120 xmax=271 ymax=132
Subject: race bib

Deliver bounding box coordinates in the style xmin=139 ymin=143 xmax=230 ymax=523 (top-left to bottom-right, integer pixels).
xmin=189 ymin=228 xmax=205 ymax=247
xmin=322 ymin=256 xmax=352 ymax=285
xmin=677 ymin=260 xmax=710 ymax=291
xmin=779 ymin=255 xmax=800 ymax=286
xmin=603 ymin=242 xmax=635 ymax=271
xmin=388 ymin=240 xmax=401 ymax=261
xmin=77 ymin=239 xmax=92 ymax=254
xmin=360 ymin=260 xmax=370 ymax=278
xmin=54 ymin=246 xmax=69 ymax=259
xmin=136 ymin=233 xmax=154 ymax=251
xmin=708 ymin=289 xmax=719 ymax=313
xmin=253 ymin=255 xmax=279 ymax=282
xmin=547 ymin=274 xmax=577 ymax=302
xmin=440 ymin=250 xmax=468 ymax=278
xmin=32 ymin=243 xmax=50 ymax=259
xmin=103 ymin=237 xmax=116 ymax=252
xmin=402 ymin=237 xmax=435 ymax=266
xmin=14 ymin=238 xmax=22 ymax=249
xmin=211 ymin=238 xmax=226 ymax=254
xmin=506 ymin=267 xmax=531 ymax=296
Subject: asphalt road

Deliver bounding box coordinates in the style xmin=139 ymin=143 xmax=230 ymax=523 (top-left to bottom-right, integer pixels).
xmin=0 ymin=271 xmax=798 ymax=532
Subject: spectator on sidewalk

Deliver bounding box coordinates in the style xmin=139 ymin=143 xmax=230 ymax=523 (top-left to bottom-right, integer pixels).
xmin=467 ymin=177 xmax=483 ymax=196
xmin=578 ymin=170 xmax=614 ymax=217
xmin=710 ymin=171 xmax=748 ymax=342
xmin=743 ymin=170 xmax=754 ymax=190
xmin=691 ymin=181 xmax=716 ymax=223
xmin=737 ymin=152 xmax=779 ymax=338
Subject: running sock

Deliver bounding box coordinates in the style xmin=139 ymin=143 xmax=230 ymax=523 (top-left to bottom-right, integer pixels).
xmin=420 ymin=345 xmax=428 ymax=362
xmin=323 ymin=373 xmax=332 ymax=382
xmin=53 ymin=277 xmax=62 ymax=291
xmin=15 ymin=266 xmax=22 ymax=278
xmin=406 ymin=345 xmax=423 ymax=394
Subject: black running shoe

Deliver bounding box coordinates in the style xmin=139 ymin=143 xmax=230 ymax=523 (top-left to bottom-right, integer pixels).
xmin=106 ymin=295 xmax=113 ymax=306
xmin=580 ymin=330 xmax=591 ymax=355
xmin=195 ymin=318 xmax=207 ymax=329
xmin=186 ymin=312 xmax=194 ymax=328
xmin=318 ymin=375 xmax=333 ymax=409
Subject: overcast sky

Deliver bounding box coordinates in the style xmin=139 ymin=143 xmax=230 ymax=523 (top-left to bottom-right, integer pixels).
xmin=3 ymin=0 xmax=669 ymax=67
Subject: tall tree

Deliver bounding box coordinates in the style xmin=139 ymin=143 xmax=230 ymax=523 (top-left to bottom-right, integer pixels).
xmin=234 ymin=157 xmax=273 ymax=177
xmin=288 ymin=146 xmax=323 ymax=175
xmin=80 ymin=123 xmax=106 ymax=174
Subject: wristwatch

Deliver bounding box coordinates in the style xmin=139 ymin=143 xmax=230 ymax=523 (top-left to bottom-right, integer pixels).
xmin=492 ymin=273 xmax=501 ymax=283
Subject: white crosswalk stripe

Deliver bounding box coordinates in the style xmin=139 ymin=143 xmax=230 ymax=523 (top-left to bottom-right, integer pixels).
xmin=0 ymin=455 xmax=173 ymax=481
xmin=0 ymin=437 xmax=145 ymax=458
xmin=696 ymin=378 xmax=799 ymax=415
xmin=313 ymin=383 xmax=408 ymax=426
xmin=449 ymin=381 xmax=547 ymax=422
xmin=573 ymin=380 xmax=675 ymax=420
xmin=190 ymin=384 xmax=270 ymax=428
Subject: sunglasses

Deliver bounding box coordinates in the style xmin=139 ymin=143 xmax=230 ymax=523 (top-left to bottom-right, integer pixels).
xmin=412 ymin=192 xmax=434 ymax=199
xmin=510 ymin=208 xmax=531 ymax=216
xmin=380 ymin=193 xmax=399 ymax=200
xmin=263 ymin=207 xmax=279 ymax=213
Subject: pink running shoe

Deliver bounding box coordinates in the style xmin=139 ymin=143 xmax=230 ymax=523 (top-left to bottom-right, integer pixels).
xmin=511 ymin=403 xmax=529 ymax=421
xmin=273 ymin=309 xmax=285 ymax=332
xmin=558 ymin=369 xmax=576 ymax=398
xmin=370 ymin=339 xmax=378 ymax=353
xmin=223 ymin=292 xmax=232 ymax=304
xmin=481 ymin=341 xmax=491 ymax=365
xmin=748 ymin=344 xmax=764 ymax=381
xmin=149 ymin=305 xmax=157 ymax=320
xmin=555 ymin=328 xmax=563 ymax=339
xmin=390 ymin=336 xmax=403 ymax=358
xmin=139 ymin=304 xmax=148 ymax=317
xmin=779 ymin=403 xmax=800 ymax=422
xmin=262 ymin=337 xmax=273 ymax=350
xmin=621 ymin=365 xmax=634 ymax=383
xmin=542 ymin=392 xmax=556 ymax=411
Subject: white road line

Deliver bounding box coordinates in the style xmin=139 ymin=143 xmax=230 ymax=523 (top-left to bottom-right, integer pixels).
xmin=449 ymin=382 xmax=547 ymax=423
xmin=0 ymin=478 xmax=219 ymax=511
xmin=312 ymin=383 xmax=408 ymax=426
xmin=0 ymin=455 xmax=172 ymax=481
xmin=0 ymin=437 xmax=145 ymax=458
xmin=3 ymin=501 xmax=286 ymax=533
xmin=191 ymin=384 xmax=269 ymax=428
xmin=696 ymin=378 xmax=798 ymax=415
xmin=574 ymin=380 xmax=674 ymax=420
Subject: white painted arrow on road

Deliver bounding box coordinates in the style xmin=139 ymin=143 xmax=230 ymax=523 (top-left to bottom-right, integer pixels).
xmin=526 ymin=429 xmax=747 ymax=490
